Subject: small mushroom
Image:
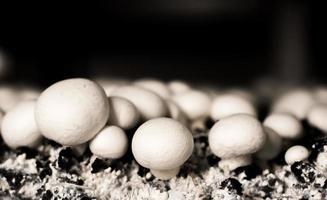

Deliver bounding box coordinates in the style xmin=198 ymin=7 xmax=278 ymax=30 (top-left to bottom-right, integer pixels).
xmin=1 ymin=100 xmax=42 ymax=149
xmin=307 ymin=103 xmax=327 ymax=134
xmin=208 ymin=114 xmax=266 ymax=171
xmin=172 ymin=90 xmax=211 ymax=120
xmin=108 ymin=96 xmax=140 ymax=129
xmin=111 ymin=85 xmax=168 ymax=120
xmin=134 ymin=78 xmax=171 ymax=99
xmin=272 ymin=89 xmax=315 ymax=120
xmin=316 ymin=152 xmax=327 ymax=169
xmin=89 ymin=126 xmax=128 ymax=159
xmin=132 ymin=118 xmax=194 ymax=180
xmin=35 ymin=78 xmax=110 ymax=146
xmin=210 ymin=93 xmax=256 ymax=121
xmin=284 ymin=145 xmax=309 ymax=165
xmin=263 ymin=113 xmax=302 ymax=139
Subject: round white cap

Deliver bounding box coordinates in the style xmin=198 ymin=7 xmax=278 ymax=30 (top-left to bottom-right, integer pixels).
xmin=132 ymin=118 xmax=194 ymax=170
xmin=35 ymin=78 xmax=109 ymax=146
xmin=272 ymin=89 xmax=315 ymax=119
xmin=208 ymin=114 xmax=265 ymax=158
xmin=108 ymin=96 xmax=140 ymax=129
xmin=284 ymin=145 xmax=309 ymax=165
xmin=89 ymin=126 xmax=128 ymax=159
xmin=168 ymin=80 xmax=191 ymax=95
xmin=1 ymin=100 xmax=42 ymax=149
xmin=264 ymin=113 xmax=302 ymax=139
xmin=210 ymin=94 xmax=256 ymax=121
xmin=172 ymin=90 xmax=211 ymax=120
xmin=111 ymin=85 xmax=168 ymax=120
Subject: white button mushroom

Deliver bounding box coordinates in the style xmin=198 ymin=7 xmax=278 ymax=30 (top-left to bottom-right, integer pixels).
xmin=172 ymin=90 xmax=211 ymax=120
xmin=134 ymin=78 xmax=171 ymax=99
xmin=208 ymin=114 xmax=266 ymax=171
xmin=307 ymin=104 xmax=327 ymax=133
xmin=35 ymin=78 xmax=110 ymax=146
xmin=284 ymin=145 xmax=309 ymax=165
xmin=1 ymin=100 xmax=42 ymax=149
xmin=110 ymin=85 xmax=168 ymax=120
xmin=316 ymin=152 xmax=327 ymax=169
xmin=132 ymin=118 xmax=194 ymax=180
xmin=210 ymin=93 xmax=257 ymax=121
xmin=218 ymin=155 xmax=252 ymax=171
xmin=108 ymin=96 xmax=140 ymax=129
xmin=168 ymin=80 xmax=191 ymax=95
xmin=263 ymin=113 xmax=302 ymax=139
xmin=256 ymin=126 xmax=283 ymax=160
xmin=89 ymin=126 xmax=128 ymax=159
xmin=272 ymin=89 xmax=315 ymax=119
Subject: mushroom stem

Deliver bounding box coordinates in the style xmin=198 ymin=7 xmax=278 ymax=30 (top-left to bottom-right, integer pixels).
xmin=219 ymin=155 xmax=252 ymax=172
xmin=71 ymin=143 xmax=87 ymax=157
xmin=150 ymin=167 xmax=180 ymax=180
xmin=190 ymin=117 xmax=207 ymax=134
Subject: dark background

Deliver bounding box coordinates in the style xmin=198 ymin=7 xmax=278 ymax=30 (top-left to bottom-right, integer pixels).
xmin=0 ymin=0 xmax=325 ymax=87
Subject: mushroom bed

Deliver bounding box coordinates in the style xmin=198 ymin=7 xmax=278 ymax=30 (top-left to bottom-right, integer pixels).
xmin=1 ymin=130 xmax=327 ymax=200
xmin=2 ymin=78 xmax=327 ymax=200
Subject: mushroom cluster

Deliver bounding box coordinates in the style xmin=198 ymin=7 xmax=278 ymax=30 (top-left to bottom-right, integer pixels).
xmin=1 ymin=76 xmax=327 ymax=181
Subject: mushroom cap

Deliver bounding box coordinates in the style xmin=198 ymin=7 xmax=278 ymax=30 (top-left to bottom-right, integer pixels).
xmin=307 ymin=104 xmax=327 ymax=133
xmin=89 ymin=126 xmax=128 ymax=159
xmin=132 ymin=118 xmax=194 ymax=170
xmin=168 ymin=80 xmax=191 ymax=95
xmin=35 ymin=78 xmax=109 ymax=146
xmin=284 ymin=145 xmax=309 ymax=165
xmin=111 ymin=86 xmax=168 ymax=120
xmin=1 ymin=100 xmax=42 ymax=149
xmin=272 ymin=89 xmax=315 ymax=119
xmin=172 ymin=90 xmax=211 ymax=120
xmin=208 ymin=114 xmax=265 ymax=158
xmin=210 ymin=94 xmax=256 ymax=121
xmin=264 ymin=113 xmax=302 ymax=139
xmin=218 ymin=155 xmax=252 ymax=171
xmin=134 ymin=78 xmax=171 ymax=99
xmin=316 ymin=152 xmax=327 ymax=169
xmin=108 ymin=96 xmax=140 ymax=129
